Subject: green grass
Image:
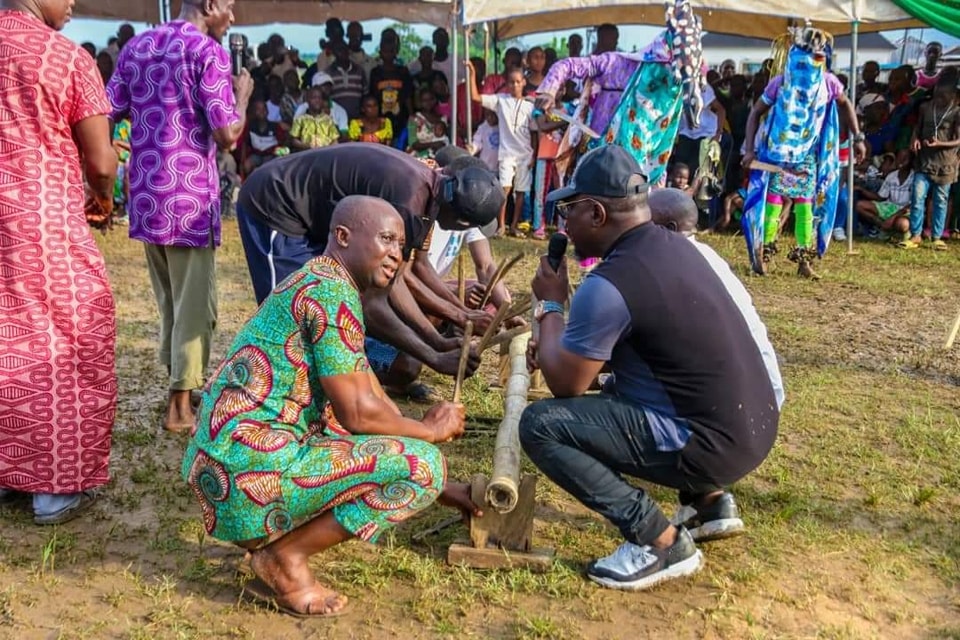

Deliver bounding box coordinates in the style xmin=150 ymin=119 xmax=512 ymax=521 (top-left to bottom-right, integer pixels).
xmin=0 ymin=223 xmax=958 ymax=638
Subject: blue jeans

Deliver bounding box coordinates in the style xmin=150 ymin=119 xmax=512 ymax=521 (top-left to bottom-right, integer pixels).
xmin=909 ymin=173 xmax=950 ymax=238
xmin=519 ymin=394 xmax=720 ymax=546
xmin=237 ymin=204 xmax=326 ymax=304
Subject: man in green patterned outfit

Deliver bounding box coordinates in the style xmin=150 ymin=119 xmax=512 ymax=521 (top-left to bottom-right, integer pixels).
xmin=183 ymin=196 xmax=480 ymax=618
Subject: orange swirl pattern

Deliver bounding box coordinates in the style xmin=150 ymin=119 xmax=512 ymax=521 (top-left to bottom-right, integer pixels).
xmin=208 ymin=346 xmax=273 ymax=440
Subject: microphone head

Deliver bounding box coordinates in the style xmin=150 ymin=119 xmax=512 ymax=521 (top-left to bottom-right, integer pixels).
xmin=546 ymin=233 xmax=568 ymax=272
xmin=229 ymin=33 xmax=245 ymax=50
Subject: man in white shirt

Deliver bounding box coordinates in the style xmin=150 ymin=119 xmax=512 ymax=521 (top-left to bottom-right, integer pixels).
xmin=649 ymin=188 xmax=784 ymax=410
xmin=672 ymin=83 xmax=726 ymax=179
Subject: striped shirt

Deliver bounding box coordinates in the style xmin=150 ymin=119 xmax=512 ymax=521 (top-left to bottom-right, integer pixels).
xmin=327 ymin=61 xmax=365 ymax=119
xmin=878 ymin=169 xmax=913 ymax=206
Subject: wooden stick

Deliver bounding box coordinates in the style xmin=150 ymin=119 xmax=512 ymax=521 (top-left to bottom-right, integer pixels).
xmin=479 ymin=325 xmax=531 ymax=354
xmin=476 ymin=302 xmax=514 ymax=353
xmin=485 ymin=333 xmax=532 ymax=514
xmin=452 ymin=320 xmax=473 ymax=404
xmin=945 ymin=308 xmax=960 ymax=350
xmin=479 ymin=252 xmax=523 ymax=310
xmin=457 ymin=251 xmax=466 ymax=305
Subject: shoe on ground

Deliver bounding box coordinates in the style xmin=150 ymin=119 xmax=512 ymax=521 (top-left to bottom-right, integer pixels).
xmin=897 ymin=236 xmax=921 ymax=249
xmin=932 ymin=239 xmax=948 ymax=251
xmin=586 ymin=526 xmax=702 ymax=591
xmin=833 ymin=227 xmax=848 ymax=241
xmin=865 ymin=227 xmax=879 ymax=239
xmin=33 ymin=490 xmax=99 ymax=525
xmin=671 ymin=492 xmax=745 ymax=542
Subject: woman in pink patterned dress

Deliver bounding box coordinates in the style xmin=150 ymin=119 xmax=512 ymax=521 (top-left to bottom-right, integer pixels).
xmin=0 ymin=0 xmax=118 ymax=524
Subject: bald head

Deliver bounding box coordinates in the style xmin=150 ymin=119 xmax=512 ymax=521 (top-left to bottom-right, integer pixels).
xmin=327 ymin=196 xmax=405 ymax=290
xmin=648 ymin=188 xmax=698 ymax=235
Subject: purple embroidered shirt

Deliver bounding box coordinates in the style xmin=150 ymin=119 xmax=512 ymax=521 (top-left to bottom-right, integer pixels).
xmin=107 ymin=21 xmax=238 ymax=248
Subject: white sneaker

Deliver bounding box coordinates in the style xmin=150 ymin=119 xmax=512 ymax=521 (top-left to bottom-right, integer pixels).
xmin=832 ymin=227 xmax=847 ymax=241
xmin=586 ymin=526 xmax=703 ymax=591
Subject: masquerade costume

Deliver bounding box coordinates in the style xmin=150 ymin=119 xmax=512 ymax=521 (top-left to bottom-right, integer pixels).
xmin=742 ymin=25 xmax=843 ymax=278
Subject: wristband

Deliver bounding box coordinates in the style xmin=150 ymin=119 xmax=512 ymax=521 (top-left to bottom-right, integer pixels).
xmin=534 ymin=300 xmax=565 ymax=322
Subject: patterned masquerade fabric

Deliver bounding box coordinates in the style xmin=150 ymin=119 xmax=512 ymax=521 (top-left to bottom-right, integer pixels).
xmin=181 ymin=256 xmax=444 ymax=542
xmin=742 ymin=47 xmax=842 ymax=272
xmin=0 ymin=10 xmax=117 ymax=494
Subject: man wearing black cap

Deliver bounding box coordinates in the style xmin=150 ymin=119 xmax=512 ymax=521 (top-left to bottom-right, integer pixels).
xmin=520 ymin=145 xmax=779 ymax=592
xmin=236 ymin=143 xmax=503 ymax=384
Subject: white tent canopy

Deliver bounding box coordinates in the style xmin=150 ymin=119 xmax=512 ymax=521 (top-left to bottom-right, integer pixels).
xmin=462 ymin=0 xmax=922 ymax=38
xmin=74 ymin=0 xmax=454 ymax=27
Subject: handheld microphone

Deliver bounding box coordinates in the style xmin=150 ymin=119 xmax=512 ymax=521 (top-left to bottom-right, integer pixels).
xmin=228 ymin=33 xmax=245 ymax=76
xmin=547 ymin=233 xmax=568 ymax=272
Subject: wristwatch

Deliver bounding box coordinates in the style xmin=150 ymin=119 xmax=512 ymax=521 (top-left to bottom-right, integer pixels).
xmin=851 ymin=131 xmax=866 ymax=143
xmin=534 ymin=300 xmax=565 ymax=322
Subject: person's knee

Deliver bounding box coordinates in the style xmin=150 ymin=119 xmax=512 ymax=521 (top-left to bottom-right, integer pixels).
xmin=894 ymin=216 xmax=910 ymax=232
xmin=377 ymin=353 xmax=422 ymax=388
xmin=518 ymin=400 xmax=558 ymax=453
xmin=411 ymin=441 xmax=447 ymax=494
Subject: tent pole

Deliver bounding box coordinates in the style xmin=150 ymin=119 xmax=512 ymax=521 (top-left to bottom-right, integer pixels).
xmin=484 ymin=22 xmax=491 ymax=72
xmin=493 ymin=21 xmax=500 ymax=75
xmin=846 ymin=20 xmax=859 ymax=254
xmin=465 ymin=25 xmax=474 ymax=146
xmin=451 ymin=0 xmax=460 ymax=147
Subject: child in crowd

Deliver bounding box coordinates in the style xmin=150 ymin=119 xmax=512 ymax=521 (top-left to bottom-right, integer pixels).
xmin=265 ymin=75 xmax=286 ymax=124
xmin=407 ymin=88 xmax=450 ymax=159
xmin=524 ymin=46 xmax=547 ymax=96
xmin=240 ymin=100 xmax=287 ymax=177
xmin=280 ymin=69 xmax=303 ymax=124
xmin=112 ymin=118 xmax=131 ymax=223
xmin=471 ymin=109 xmax=500 ymax=173
xmin=902 ymin=80 xmax=960 ymax=250
xmin=348 ymin=94 xmax=393 ymax=145
xmin=467 ymin=61 xmax=535 ymax=237
xmin=289 ymin=88 xmax=340 ymax=151
xmin=856 ymin=150 xmax=913 ymax=241
xmin=668 ymin=163 xmax=698 ymax=196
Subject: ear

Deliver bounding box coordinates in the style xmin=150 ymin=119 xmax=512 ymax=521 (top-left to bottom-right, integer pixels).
xmin=666 ymin=221 xmax=679 ymax=232
xmin=334 ymin=225 xmax=351 ymax=247
xmin=591 ymin=201 xmax=607 ymax=228
xmin=203 ymin=0 xmax=217 ymax=15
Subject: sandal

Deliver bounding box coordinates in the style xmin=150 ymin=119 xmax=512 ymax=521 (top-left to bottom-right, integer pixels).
xmin=242 ymin=578 xmax=347 ymax=619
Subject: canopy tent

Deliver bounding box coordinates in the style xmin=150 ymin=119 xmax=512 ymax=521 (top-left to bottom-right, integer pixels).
xmin=892 ymin=0 xmax=960 ymax=39
xmin=73 ymin=0 xmax=454 ymax=27
xmin=461 ymin=0 xmax=923 ymax=38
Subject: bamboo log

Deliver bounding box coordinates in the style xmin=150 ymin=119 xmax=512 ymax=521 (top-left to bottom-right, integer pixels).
xmin=485 ymin=333 xmax=531 ymax=513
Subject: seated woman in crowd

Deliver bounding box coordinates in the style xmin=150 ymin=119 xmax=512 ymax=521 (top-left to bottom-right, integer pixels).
xmin=348 ymin=94 xmax=393 ymax=145
xmin=407 ymin=88 xmax=450 ymax=159
xmin=290 ymin=88 xmax=340 ymax=151
xmin=182 ymin=196 xmax=479 ymax=618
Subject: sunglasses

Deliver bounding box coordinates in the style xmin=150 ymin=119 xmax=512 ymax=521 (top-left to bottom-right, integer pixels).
xmin=555 ymin=197 xmax=599 ymax=219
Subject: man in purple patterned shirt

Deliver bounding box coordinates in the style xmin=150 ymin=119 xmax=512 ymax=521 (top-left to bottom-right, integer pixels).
xmin=108 ymin=0 xmax=253 ymax=433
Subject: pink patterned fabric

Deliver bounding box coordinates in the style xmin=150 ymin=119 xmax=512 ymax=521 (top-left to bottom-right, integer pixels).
xmin=107 ymin=21 xmax=239 ymax=248
xmin=0 ymin=10 xmax=117 ymax=493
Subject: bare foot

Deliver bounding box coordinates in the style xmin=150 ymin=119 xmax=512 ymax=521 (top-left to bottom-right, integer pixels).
xmin=249 ymin=546 xmax=347 ymax=616
xmin=164 ymin=390 xmax=196 ymax=433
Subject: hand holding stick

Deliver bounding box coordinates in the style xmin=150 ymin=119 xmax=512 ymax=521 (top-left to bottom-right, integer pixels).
xmin=452 ymin=320 xmax=474 ymax=403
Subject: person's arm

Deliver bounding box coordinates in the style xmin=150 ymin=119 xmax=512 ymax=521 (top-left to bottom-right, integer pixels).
xmin=709 ymin=98 xmax=726 ymax=142
xmin=534 ymin=55 xmax=603 ymax=112
xmin=529 ymin=258 xmax=616 ymax=397
xmin=929 ymin=113 xmax=960 ymax=149
xmin=382 ymin=265 xmax=455 ymax=351
xmin=464 ymin=61 xmax=484 ymax=104
xmin=75 ymin=115 xmax=119 ymax=206
xmin=288 ymin=116 xmax=311 ymax=151
xmin=741 ymin=97 xmax=772 ymax=168
xmin=468 ymin=237 xmax=511 ymax=309
xmin=408 ymin=251 xmax=494 ymax=331
xmin=834 ymin=92 xmax=866 ymax=163
xmin=202 ymin=49 xmax=252 ymax=151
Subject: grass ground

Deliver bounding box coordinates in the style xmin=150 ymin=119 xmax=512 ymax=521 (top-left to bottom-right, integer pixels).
xmin=0 ymin=221 xmax=958 ymax=639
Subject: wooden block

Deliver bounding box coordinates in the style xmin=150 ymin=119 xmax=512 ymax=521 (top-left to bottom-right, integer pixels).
xmin=447 ymin=543 xmax=555 ymax=572
xmin=469 ymin=474 xmax=537 ymax=551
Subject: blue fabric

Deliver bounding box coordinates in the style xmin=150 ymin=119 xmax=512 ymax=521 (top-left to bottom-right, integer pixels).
xmin=909 ymin=173 xmax=950 ymax=238
xmin=364 ymin=337 xmax=400 ymax=375
xmin=742 ymin=46 xmax=841 ymax=272
xmin=237 ymin=204 xmax=326 ymax=304
xmin=562 ymin=275 xmax=691 ymax=452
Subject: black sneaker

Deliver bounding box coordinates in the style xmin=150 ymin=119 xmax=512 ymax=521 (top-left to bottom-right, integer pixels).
xmin=586 ymin=526 xmax=702 ymax=591
xmin=671 ymin=492 xmax=745 ymax=542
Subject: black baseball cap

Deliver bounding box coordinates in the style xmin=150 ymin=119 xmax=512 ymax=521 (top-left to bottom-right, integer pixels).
xmin=449 ymin=166 xmax=503 ymax=229
xmin=546 ymin=145 xmax=648 ymax=203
